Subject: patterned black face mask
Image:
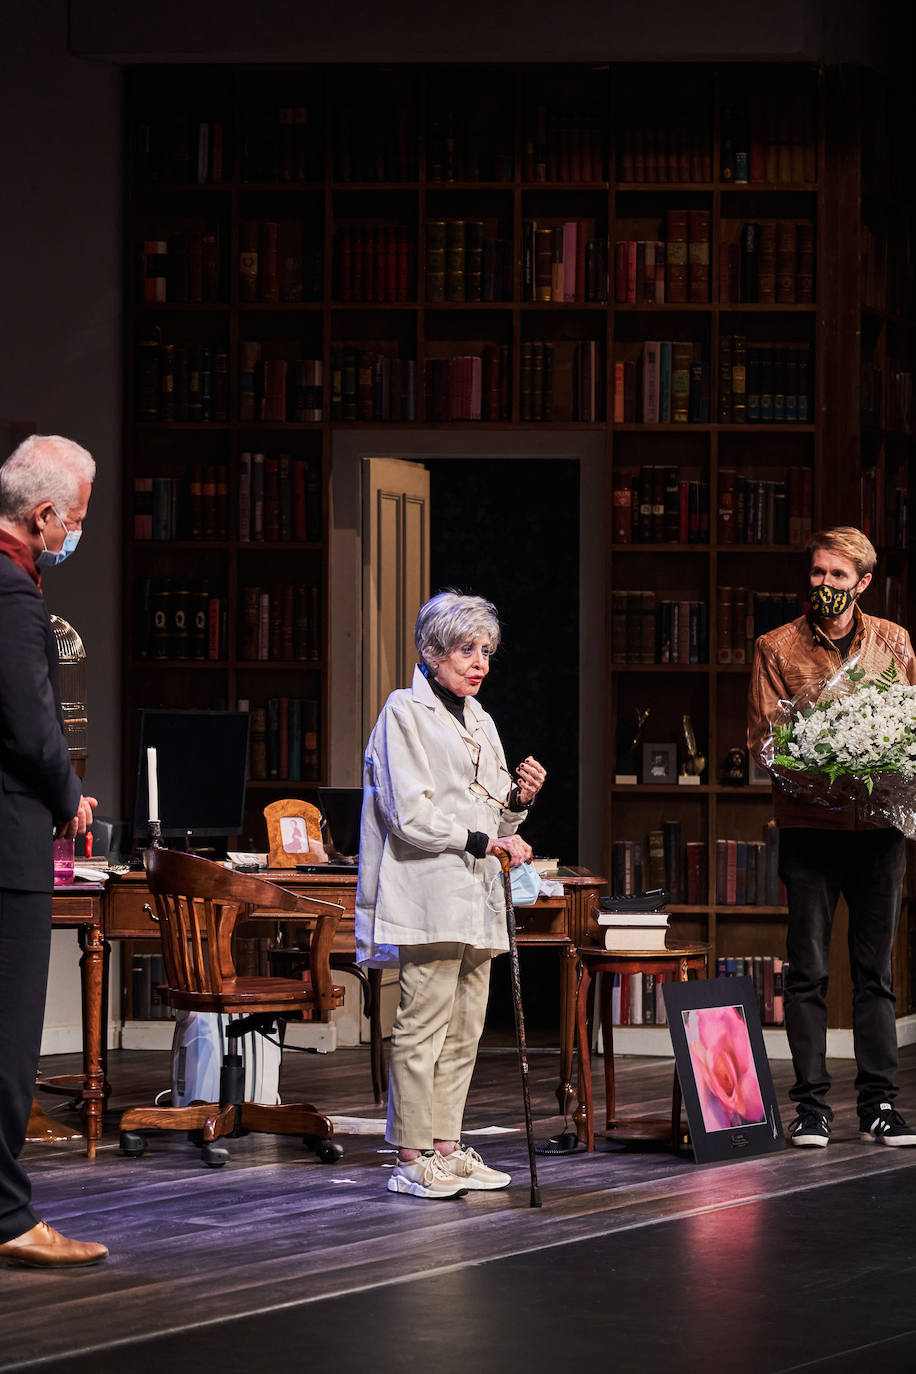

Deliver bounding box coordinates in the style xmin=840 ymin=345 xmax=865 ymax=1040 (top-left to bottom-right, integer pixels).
xmin=809 ymin=583 xmax=857 ymax=618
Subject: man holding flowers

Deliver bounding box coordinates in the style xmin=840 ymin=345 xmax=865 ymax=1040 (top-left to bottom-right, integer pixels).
xmin=748 ymin=526 xmax=916 ymax=1148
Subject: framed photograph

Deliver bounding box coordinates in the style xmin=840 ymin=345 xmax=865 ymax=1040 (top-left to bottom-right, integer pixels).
xmin=662 ymin=976 xmax=784 ymax=1165
xmin=748 ymin=755 xmax=771 ymax=786
xmin=263 ymin=798 xmax=325 ymax=869
xmin=641 ymin=742 xmax=677 ymax=785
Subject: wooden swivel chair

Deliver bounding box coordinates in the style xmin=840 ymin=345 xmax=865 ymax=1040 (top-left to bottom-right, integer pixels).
xmin=119 ymin=848 xmax=346 ymax=1167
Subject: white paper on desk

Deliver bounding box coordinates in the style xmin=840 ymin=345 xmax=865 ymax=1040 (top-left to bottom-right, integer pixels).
xmin=73 ymin=866 xmax=110 ymax=883
xmin=227 ymin=852 xmax=269 ymax=868
xmin=539 ymin=879 xmax=564 ymax=897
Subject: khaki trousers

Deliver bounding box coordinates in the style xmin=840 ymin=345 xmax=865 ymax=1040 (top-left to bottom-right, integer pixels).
xmin=386 ymin=942 xmax=493 ymax=1149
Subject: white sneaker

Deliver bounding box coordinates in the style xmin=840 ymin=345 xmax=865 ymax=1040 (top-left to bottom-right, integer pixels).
xmin=387 ymin=1150 xmax=468 ymax=1199
xmin=440 ymin=1144 xmax=511 ymax=1190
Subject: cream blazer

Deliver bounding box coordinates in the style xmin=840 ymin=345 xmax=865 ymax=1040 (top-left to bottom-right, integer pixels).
xmin=355 ymin=665 xmax=527 ymax=966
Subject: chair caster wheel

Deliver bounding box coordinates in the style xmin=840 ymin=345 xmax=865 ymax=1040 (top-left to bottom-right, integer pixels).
xmin=187 ymin=1129 xmax=204 ymax=1147
xmin=201 ymin=1143 xmax=229 ymax=1167
xmin=120 ymin=1131 xmax=147 ymax=1158
xmin=317 ymin=1140 xmax=344 ymax=1164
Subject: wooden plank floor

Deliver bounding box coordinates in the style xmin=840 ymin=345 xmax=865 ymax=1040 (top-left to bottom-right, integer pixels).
xmin=3 ymin=1042 xmax=916 ymax=1372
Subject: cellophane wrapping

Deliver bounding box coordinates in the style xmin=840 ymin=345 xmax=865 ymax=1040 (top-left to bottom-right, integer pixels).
xmin=758 ymin=653 xmax=916 ymax=837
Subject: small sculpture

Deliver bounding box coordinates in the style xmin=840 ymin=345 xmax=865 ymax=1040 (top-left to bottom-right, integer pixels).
xmin=680 ymin=714 xmax=706 ymax=777
xmin=723 ymin=746 xmax=748 ymax=785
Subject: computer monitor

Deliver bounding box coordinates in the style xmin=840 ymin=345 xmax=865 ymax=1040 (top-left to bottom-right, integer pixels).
xmin=132 ymin=709 xmax=250 ymax=839
xmin=317 ymin=786 xmax=364 ymax=858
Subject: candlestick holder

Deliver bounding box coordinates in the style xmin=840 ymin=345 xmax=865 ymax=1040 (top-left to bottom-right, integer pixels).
xmin=147 ymin=819 xmax=162 ymax=849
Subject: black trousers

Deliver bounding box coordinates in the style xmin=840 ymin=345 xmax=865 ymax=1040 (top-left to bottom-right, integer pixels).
xmin=0 ymin=888 xmax=52 ymax=1241
xmin=778 ymin=827 xmax=906 ymax=1120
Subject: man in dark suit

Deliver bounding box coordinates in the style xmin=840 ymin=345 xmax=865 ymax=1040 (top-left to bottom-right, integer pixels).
xmin=0 ymin=434 xmax=107 ymax=1268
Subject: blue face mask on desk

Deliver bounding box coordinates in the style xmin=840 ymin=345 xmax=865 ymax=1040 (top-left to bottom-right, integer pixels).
xmin=508 ymin=861 xmax=541 ymax=907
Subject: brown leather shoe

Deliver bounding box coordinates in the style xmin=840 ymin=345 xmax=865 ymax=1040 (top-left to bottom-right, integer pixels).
xmin=0 ymin=1221 xmax=108 ymax=1268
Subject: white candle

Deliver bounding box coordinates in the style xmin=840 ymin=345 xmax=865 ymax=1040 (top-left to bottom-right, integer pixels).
xmin=147 ymin=746 xmax=159 ymax=822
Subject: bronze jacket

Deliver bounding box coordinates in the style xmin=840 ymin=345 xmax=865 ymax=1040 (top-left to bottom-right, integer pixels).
xmin=747 ymin=605 xmax=916 ymax=830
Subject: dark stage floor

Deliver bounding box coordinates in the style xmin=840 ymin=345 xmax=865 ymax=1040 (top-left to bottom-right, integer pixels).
xmin=3 ymin=1044 xmax=916 ymax=1373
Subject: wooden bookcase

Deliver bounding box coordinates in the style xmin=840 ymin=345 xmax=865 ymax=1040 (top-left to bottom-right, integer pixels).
xmin=123 ymin=61 xmax=913 ymax=1027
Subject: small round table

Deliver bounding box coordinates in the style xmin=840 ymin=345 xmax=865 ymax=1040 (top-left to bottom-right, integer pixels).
xmin=574 ymin=941 xmax=710 ymax=1152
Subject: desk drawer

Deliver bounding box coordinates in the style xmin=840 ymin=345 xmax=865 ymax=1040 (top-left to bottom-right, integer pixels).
xmin=513 ymin=899 xmax=569 ymax=941
xmin=106 ymin=885 xmax=162 ymax=939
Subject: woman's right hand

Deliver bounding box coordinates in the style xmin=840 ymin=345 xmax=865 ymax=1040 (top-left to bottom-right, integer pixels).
xmin=487 ymin=833 xmax=532 ymax=868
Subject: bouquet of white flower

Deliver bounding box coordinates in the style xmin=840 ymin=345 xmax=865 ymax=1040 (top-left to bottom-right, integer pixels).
xmin=761 ymin=657 xmax=916 ymax=837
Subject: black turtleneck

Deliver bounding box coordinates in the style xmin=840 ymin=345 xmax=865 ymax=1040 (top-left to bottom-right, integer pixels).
xmin=421 ymin=662 xmax=529 ymax=858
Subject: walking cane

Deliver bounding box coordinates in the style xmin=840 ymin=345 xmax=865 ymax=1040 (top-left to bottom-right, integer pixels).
xmin=497 ymin=849 xmax=543 ymax=1208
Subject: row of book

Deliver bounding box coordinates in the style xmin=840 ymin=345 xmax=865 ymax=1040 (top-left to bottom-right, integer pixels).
xmin=331 ymin=347 xmax=418 ymax=423
xmin=241 ymin=104 xmax=322 ymax=185
xmin=334 ymin=223 xmax=412 ymax=302
xmin=239 ymin=452 xmax=321 ymax=543
xmin=612 ymin=468 xmax=710 ymax=544
xmin=861 ymin=359 xmax=914 ymax=435
xmin=617 ymin=112 xmax=711 ymax=184
xmin=137 ymin=335 xmax=229 ymax=423
xmin=140 ymin=228 xmax=222 ymax=304
xmin=519 ymin=340 xmax=604 ymax=423
xmin=720 ymin=94 xmax=816 ymax=185
xmin=717 ymin=589 xmax=803 ymax=665
xmin=240 ymin=584 xmax=321 ymax=662
xmin=606 ymin=972 xmax=671 ymax=1027
xmin=333 ymin=105 xmax=415 ymax=182
xmin=524 ymin=105 xmax=605 ymax=183
xmin=239 ymin=346 xmax=323 ymax=423
xmin=245 ymin=698 xmax=321 ymax=781
xmin=239 ymin=219 xmax=322 ymax=304
xmin=718 ymin=466 xmax=812 ymax=546
xmin=716 ymin=835 xmax=785 ymax=906
xmin=615 ymin=210 xmax=710 ymax=304
xmin=716 ymin=957 xmax=785 ymax=1026
xmin=428 ymin=111 xmax=513 ymax=184
xmin=136 ymin=117 xmax=225 ymax=185
xmin=522 ymin=220 xmax=609 ymax=303
xmin=718 ymin=338 xmax=812 ymax=424
xmin=426 ymin=219 xmax=513 ymax=302
xmin=719 ymin=221 xmax=815 ymax=305
xmin=859 ymin=468 xmax=909 ymax=551
xmin=610 ymin=592 xmax=708 ymax=665
xmin=135 ymin=578 xmax=228 ymax=661
xmin=621 ymin=340 xmax=710 ymax=424
xmin=611 ymin=826 xmax=692 ymax=900
xmin=425 ymin=349 xmax=511 ymax=423
xmin=133 ymin=470 xmax=228 ymax=542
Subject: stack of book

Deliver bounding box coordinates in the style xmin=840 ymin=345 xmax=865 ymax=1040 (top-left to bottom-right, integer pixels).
xmin=137 ymin=333 xmax=229 ymax=423
xmin=612 ymin=464 xmax=710 ymax=544
xmin=718 ymin=338 xmax=811 ymax=423
xmin=596 ymin=909 xmax=670 ymax=951
xmin=714 ymin=833 xmax=785 ymax=905
xmin=425 ymin=346 xmax=510 ymax=422
xmin=425 ymin=219 xmax=512 ymax=301
xmin=613 ymin=340 xmax=708 ymax=424
xmin=238 ymin=452 xmax=321 ymax=543
xmin=330 ymin=346 xmax=416 ymax=423
xmin=719 ymin=220 xmax=814 ymax=304
xmin=133 ymin=467 xmax=229 ymax=542
xmin=717 ymin=466 xmax=812 ymax=546
xmin=716 ymin=955 xmax=785 ymax=1025
xmin=334 ymin=222 xmax=412 ymax=301
xmin=611 ymin=590 xmax=708 ymax=664
xmin=614 ymin=209 xmax=709 ymax=303
xmin=240 ymin=583 xmax=320 ymax=662
xmin=522 ymin=219 xmax=608 ymax=302
xmin=524 ymin=104 xmax=605 ymax=182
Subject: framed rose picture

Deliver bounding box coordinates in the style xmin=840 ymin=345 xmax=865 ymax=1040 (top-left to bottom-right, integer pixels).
xmin=662 ymin=976 xmax=784 ymax=1165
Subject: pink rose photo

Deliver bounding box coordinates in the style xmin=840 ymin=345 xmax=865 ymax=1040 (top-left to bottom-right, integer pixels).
xmin=683 ymin=1003 xmax=766 ymax=1132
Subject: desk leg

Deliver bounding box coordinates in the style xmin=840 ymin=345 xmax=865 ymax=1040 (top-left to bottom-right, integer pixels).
xmin=78 ymin=923 xmax=106 ymax=1160
xmin=574 ymin=963 xmax=594 ymax=1151
xmin=556 ymin=943 xmax=577 ymax=1117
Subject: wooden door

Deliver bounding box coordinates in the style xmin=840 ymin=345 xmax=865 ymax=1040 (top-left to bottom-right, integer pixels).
xmin=362 ymin=457 xmax=430 ymax=743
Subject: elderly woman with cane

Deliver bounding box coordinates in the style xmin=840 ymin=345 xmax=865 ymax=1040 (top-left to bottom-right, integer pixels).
xmin=356 ymin=591 xmax=546 ymax=1199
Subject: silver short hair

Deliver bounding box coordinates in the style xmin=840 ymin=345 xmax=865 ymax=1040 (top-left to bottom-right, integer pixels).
xmin=415 ymin=590 xmax=501 ymax=666
xmin=0 ymin=434 xmax=96 ymax=522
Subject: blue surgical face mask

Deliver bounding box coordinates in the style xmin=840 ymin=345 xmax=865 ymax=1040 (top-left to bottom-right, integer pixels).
xmin=37 ymin=508 xmax=82 ymax=567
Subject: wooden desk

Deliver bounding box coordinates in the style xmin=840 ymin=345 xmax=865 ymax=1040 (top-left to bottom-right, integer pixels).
xmin=104 ymin=866 xmax=605 ymax=1117
xmin=45 ymin=882 xmax=107 ymax=1158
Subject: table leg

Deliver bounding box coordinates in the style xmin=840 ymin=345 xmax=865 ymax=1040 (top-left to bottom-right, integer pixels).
xmin=367 ymin=966 xmax=387 ymax=1105
xmin=575 ymin=962 xmax=594 ymax=1150
xmin=600 ymin=976 xmax=616 ymax=1130
xmin=78 ymin=923 xmax=106 ymax=1159
xmin=556 ymin=943 xmax=577 ymax=1117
